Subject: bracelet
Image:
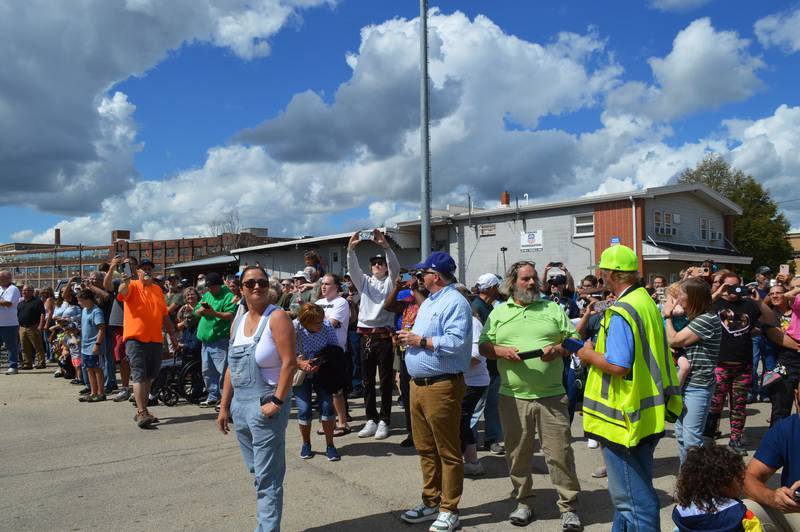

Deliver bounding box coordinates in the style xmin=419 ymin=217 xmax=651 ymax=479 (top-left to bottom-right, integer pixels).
xmin=269 ymin=395 xmax=284 ymax=406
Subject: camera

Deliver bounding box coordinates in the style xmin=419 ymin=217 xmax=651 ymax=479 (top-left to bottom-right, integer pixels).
xmin=358 ymin=230 xmax=373 ymax=241
xmin=725 ymin=284 xmax=746 ymax=296
xmin=794 ymin=488 xmax=800 ymax=502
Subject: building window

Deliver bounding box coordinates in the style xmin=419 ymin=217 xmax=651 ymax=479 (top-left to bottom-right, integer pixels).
xmin=194 ymin=246 xmax=206 ymax=257
xmin=654 ymin=210 xmax=676 ymax=236
xmin=573 ymin=214 xmax=594 ymax=237
xmin=699 ymin=218 xmax=721 ymax=241
xmin=166 ymin=248 xmax=177 ymax=258
xmin=180 ymin=247 xmax=190 ymax=256
xmin=153 ymin=249 xmax=163 ymax=258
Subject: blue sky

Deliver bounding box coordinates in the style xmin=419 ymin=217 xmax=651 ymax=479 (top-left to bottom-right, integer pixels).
xmin=2 ymin=0 xmax=799 ymax=244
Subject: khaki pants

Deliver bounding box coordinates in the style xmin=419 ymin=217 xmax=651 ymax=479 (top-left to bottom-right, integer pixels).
xmin=499 ymin=393 xmax=580 ymax=513
xmin=19 ymin=326 xmax=45 ymax=368
xmin=744 ymin=499 xmax=800 ymax=532
xmin=410 ymin=374 xmax=466 ymax=513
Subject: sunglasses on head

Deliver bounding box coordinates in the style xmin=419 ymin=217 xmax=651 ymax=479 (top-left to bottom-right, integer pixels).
xmin=242 ymin=279 xmax=269 ymax=289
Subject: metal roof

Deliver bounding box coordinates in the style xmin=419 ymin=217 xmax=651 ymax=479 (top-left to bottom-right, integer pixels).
xmin=169 ymin=254 xmax=238 ymax=269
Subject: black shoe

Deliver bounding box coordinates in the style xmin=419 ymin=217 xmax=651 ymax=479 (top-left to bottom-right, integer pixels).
xmin=400 ymin=436 xmax=415 ymax=448
xmin=347 ymin=389 xmax=363 ymax=399
xmin=148 ymin=396 xmax=159 ymax=407
xmin=78 ymin=387 xmax=91 ymax=395
xmin=105 ymin=385 xmax=119 ymax=393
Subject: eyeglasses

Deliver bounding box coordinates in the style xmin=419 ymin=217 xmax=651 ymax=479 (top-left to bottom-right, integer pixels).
xmin=242 ymin=279 xmax=269 ymax=289
xmin=371 ymin=262 xmax=386 ymax=267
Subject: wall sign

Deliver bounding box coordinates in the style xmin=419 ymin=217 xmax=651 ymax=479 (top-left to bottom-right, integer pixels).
xmin=478 ymin=224 xmax=496 ymax=237
xmin=520 ymin=230 xmax=543 ymax=252
xmin=610 ymin=236 xmax=620 ymax=245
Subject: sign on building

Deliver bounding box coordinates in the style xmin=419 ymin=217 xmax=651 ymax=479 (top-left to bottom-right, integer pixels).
xmin=520 ymin=230 xmax=543 ymax=252
xmin=611 ymin=236 xmax=620 ymax=245
xmin=478 ymin=224 xmax=496 ymax=237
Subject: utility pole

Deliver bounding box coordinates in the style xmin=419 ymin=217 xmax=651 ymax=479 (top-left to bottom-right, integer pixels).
xmin=419 ymin=0 xmax=431 ymax=260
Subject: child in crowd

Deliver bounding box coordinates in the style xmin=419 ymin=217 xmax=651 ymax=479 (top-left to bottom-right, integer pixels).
xmin=77 ymin=289 xmax=106 ymax=402
xmin=673 ymin=445 xmax=762 ymax=531
xmin=60 ymin=323 xmax=81 ymax=382
xmin=667 ymin=281 xmax=692 ymax=386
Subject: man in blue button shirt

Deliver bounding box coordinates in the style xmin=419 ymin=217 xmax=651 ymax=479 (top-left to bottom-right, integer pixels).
xmin=743 ymin=386 xmax=800 ymax=531
xmin=398 ymin=252 xmax=472 ymax=532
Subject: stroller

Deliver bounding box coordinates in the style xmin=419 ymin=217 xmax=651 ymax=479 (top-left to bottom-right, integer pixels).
xmin=151 ymin=346 xmax=204 ymax=406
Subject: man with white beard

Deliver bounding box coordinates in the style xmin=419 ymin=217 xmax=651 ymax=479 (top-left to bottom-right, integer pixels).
xmin=479 ymin=261 xmax=583 ymax=531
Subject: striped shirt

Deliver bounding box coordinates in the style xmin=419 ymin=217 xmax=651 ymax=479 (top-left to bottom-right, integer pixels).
xmin=685 ymin=312 xmax=722 ymax=387
xmin=405 ymin=284 xmax=473 ymax=378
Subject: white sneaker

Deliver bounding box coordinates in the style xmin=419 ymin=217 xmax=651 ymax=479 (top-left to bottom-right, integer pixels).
xmin=587 ymin=438 xmax=599 ymax=449
xmin=374 ymin=420 xmax=390 ymax=440
xmin=464 ymin=460 xmax=485 ymax=477
xmin=358 ymin=420 xmax=378 ymax=438
xmin=5 ymin=367 xmax=18 ymax=375
xmin=429 ymin=511 xmax=459 ymax=532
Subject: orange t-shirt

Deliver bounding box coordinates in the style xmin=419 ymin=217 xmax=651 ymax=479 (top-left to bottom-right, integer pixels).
xmin=118 ymin=280 xmax=168 ymax=343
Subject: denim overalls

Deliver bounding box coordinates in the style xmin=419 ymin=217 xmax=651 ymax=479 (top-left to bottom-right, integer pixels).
xmin=228 ymin=305 xmax=291 ymax=532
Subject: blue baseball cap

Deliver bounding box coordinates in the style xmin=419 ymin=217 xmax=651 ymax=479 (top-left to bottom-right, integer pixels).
xmin=413 ymin=252 xmax=456 ymax=274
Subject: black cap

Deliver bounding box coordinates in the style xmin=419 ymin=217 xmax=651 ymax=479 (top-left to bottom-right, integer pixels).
xmin=756 ymin=266 xmax=771 ymax=275
xmin=369 ymin=253 xmax=386 ymax=264
xmin=139 ymin=259 xmax=155 ymax=268
xmin=205 ymin=272 xmax=223 ymax=286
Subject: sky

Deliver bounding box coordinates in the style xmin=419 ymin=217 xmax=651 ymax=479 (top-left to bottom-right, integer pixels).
xmin=2 ymin=0 xmax=799 ymax=245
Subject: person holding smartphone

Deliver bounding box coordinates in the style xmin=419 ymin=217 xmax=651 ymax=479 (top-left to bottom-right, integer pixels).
xmin=478 ymin=261 xmax=583 ymax=531
xmin=194 ymin=272 xmax=237 ymax=409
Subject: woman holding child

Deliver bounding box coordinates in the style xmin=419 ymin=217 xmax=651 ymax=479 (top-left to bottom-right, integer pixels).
xmin=662 ymin=277 xmax=722 ymax=465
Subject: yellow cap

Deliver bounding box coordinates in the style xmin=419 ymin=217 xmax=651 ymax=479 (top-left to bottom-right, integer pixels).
xmin=598 ymin=245 xmax=638 ymax=271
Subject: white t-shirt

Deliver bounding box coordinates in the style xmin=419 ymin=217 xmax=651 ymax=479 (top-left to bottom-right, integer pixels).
xmin=232 ymin=308 xmax=280 ymax=386
xmin=465 ymin=317 xmax=489 ymax=387
xmin=315 ymin=296 xmax=349 ymax=349
xmin=0 ymin=284 xmax=20 ymax=327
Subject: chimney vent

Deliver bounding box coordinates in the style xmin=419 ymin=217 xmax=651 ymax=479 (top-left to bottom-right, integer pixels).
xmin=500 ymin=191 xmax=510 ymax=207
xmin=54 ymin=228 xmax=61 ymax=245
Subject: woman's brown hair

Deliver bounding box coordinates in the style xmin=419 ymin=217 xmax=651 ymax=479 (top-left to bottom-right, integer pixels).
xmin=298 ymin=303 xmax=324 ymax=329
xmin=679 ymin=277 xmax=712 ymax=321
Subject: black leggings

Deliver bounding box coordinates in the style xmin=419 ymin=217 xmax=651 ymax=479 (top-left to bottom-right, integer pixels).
xmin=769 ymin=368 xmax=799 ymax=424
xmin=460 ymin=385 xmax=487 ymax=451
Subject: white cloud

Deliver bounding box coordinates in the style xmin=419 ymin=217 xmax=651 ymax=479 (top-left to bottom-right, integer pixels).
xmin=15 ymin=10 xmax=800 ymax=244
xmin=10 ymin=230 xmax=34 ymax=242
xmin=0 ymin=0 xmax=333 ymax=215
xmin=606 ymin=18 xmax=763 ymax=121
xmin=649 ymin=0 xmax=713 ymax=13
xmin=755 ymin=5 xmax=800 ymax=54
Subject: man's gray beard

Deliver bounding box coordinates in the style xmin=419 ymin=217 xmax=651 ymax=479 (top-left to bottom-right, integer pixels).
xmin=513 ymin=286 xmax=539 ymax=305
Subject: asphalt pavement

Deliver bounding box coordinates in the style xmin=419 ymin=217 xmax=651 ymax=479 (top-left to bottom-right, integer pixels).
xmin=0 ymin=365 xmax=776 ymax=531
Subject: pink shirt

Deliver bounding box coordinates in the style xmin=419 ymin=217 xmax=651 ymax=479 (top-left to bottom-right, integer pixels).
xmin=786 ymin=296 xmax=800 ymax=341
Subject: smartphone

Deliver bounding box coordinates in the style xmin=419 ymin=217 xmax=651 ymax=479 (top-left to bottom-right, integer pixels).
xmin=517 ymin=349 xmax=544 ymax=360
xmin=123 ymin=262 xmax=133 ymax=278
xmin=358 ymin=230 xmax=373 ymax=241
xmin=562 ymin=338 xmax=585 ymax=352
xmin=401 ymin=273 xmax=412 ymax=282
xmin=700 ymin=267 xmax=710 ymax=275
xmin=780 ymin=264 xmax=790 ymax=276
xmin=594 ymin=300 xmax=610 ymax=312
xmin=201 ymin=302 xmax=211 ymax=309
xmin=308 ymin=357 xmax=323 ymax=367
xmin=656 ymin=287 xmax=667 ymax=304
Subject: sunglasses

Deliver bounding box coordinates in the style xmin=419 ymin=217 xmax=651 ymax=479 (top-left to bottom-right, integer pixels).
xmin=371 ymin=262 xmax=386 ymax=267
xmin=242 ymin=279 xmax=269 ymax=289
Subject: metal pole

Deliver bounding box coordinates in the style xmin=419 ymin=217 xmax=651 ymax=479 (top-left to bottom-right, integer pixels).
xmin=419 ymin=0 xmax=431 ymax=260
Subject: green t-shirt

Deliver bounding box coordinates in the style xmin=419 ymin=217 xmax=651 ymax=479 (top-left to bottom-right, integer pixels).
xmin=479 ymin=298 xmax=578 ymax=400
xmin=194 ymin=286 xmax=237 ymax=343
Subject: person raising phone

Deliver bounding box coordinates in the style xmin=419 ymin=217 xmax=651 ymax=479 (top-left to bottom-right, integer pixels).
xmin=478 ymin=260 xmax=583 ymax=531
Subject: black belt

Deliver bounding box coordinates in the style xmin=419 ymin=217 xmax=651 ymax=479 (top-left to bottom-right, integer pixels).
xmin=412 ymin=373 xmax=461 ymax=386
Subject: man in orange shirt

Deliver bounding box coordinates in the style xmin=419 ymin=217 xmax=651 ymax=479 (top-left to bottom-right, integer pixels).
xmin=118 ymin=258 xmax=179 ymax=428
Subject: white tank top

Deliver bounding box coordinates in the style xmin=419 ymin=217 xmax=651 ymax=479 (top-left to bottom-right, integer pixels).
xmin=232 ymin=306 xmax=280 ymax=386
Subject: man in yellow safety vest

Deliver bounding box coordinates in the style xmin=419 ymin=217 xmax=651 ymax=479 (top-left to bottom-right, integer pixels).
xmin=577 ymin=245 xmax=682 ymax=531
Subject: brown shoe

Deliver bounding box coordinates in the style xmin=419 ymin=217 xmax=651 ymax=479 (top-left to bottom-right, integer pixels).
xmin=135 ymin=410 xmax=155 ymax=429
xmin=35 ymin=363 xmax=47 ymax=369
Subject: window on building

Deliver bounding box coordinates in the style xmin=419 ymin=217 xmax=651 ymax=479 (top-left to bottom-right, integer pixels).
xmin=179 ymin=247 xmax=190 ymax=256
xmin=166 ymin=248 xmax=177 ymax=258
xmin=700 ymin=217 xmax=709 ymax=240
xmin=573 ymin=214 xmax=594 ymax=237
xmin=654 ymin=210 xmax=675 ymax=236
xmin=194 ymin=246 xmax=206 ymax=257
xmin=153 ymin=249 xmax=163 ymax=258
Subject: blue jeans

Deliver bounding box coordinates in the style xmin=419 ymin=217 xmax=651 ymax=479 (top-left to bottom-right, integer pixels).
xmin=293 ymin=376 xmax=334 ymax=425
xmin=470 ymin=373 xmax=503 ymax=444
xmin=103 ymin=332 xmax=117 ymax=390
xmin=603 ymin=439 xmax=661 ymax=532
xmin=201 ymin=339 xmax=228 ymax=401
xmin=348 ymin=329 xmax=362 ymax=390
xmin=675 ymin=383 xmax=715 ymax=465
xmin=0 ymin=326 xmax=20 ymax=369
xmin=750 ymin=336 xmax=775 ymax=399
xmin=232 ymin=388 xmax=291 ymax=532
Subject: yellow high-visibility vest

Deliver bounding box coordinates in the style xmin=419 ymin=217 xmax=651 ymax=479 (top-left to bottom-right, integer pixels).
xmin=582 ymin=286 xmax=683 ymax=448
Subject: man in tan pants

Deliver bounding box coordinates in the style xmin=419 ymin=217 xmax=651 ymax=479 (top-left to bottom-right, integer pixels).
xmin=17 ymin=285 xmax=47 ymax=369
xmin=479 ymin=261 xmax=583 ymax=531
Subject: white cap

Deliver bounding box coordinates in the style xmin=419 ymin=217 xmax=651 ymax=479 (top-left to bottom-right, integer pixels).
xmin=293 ymin=270 xmax=311 ymax=282
xmin=476 ymin=273 xmax=500 ymax=291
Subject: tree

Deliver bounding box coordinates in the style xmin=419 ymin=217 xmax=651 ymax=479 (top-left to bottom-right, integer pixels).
xmin=206 ymin=209 xmax=242 ymax=251
xmin=678 ymin=154 xmax=793 ymax=279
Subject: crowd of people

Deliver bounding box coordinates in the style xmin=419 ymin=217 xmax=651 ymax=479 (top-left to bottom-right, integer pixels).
xmin=1 ymin=230 xmax=799 ymax=532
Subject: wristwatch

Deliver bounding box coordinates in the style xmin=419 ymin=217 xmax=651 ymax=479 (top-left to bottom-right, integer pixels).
xmin=420 ymin=337 xmax=428 ymax=349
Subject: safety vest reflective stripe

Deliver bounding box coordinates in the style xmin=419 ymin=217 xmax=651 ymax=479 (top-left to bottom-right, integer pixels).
xmin=615 ymin=301 xmax=665 ymax=392
xmin=583 ymin=397 xmax=626 ymax=422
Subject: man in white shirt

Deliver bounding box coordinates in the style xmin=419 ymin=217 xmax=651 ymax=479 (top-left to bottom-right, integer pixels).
xmin=0 ymin=270 xmax=22 ymax=375
xmin=347 ymin=229 xmax=400 ymax=440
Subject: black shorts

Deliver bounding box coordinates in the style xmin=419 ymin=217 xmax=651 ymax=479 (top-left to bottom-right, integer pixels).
xmin=125 ymin=340 xmax=162 ymax=383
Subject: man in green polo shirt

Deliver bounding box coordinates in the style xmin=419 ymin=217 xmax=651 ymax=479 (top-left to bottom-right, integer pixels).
xmin=479 ymin=260 xmax=583 ymax=531
xmin=195 ymin=272 xmax=237 ymax=408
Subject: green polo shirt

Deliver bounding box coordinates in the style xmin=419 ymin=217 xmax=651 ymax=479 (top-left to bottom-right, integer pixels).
xmin=479 ymin=298 xmax=578 ymax=400
xmin=194 ymin=286 xmax=237 ymax=343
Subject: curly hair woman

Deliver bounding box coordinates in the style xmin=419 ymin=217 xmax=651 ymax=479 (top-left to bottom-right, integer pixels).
xmin=673 ymin=445 xmax=761 ymax=531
